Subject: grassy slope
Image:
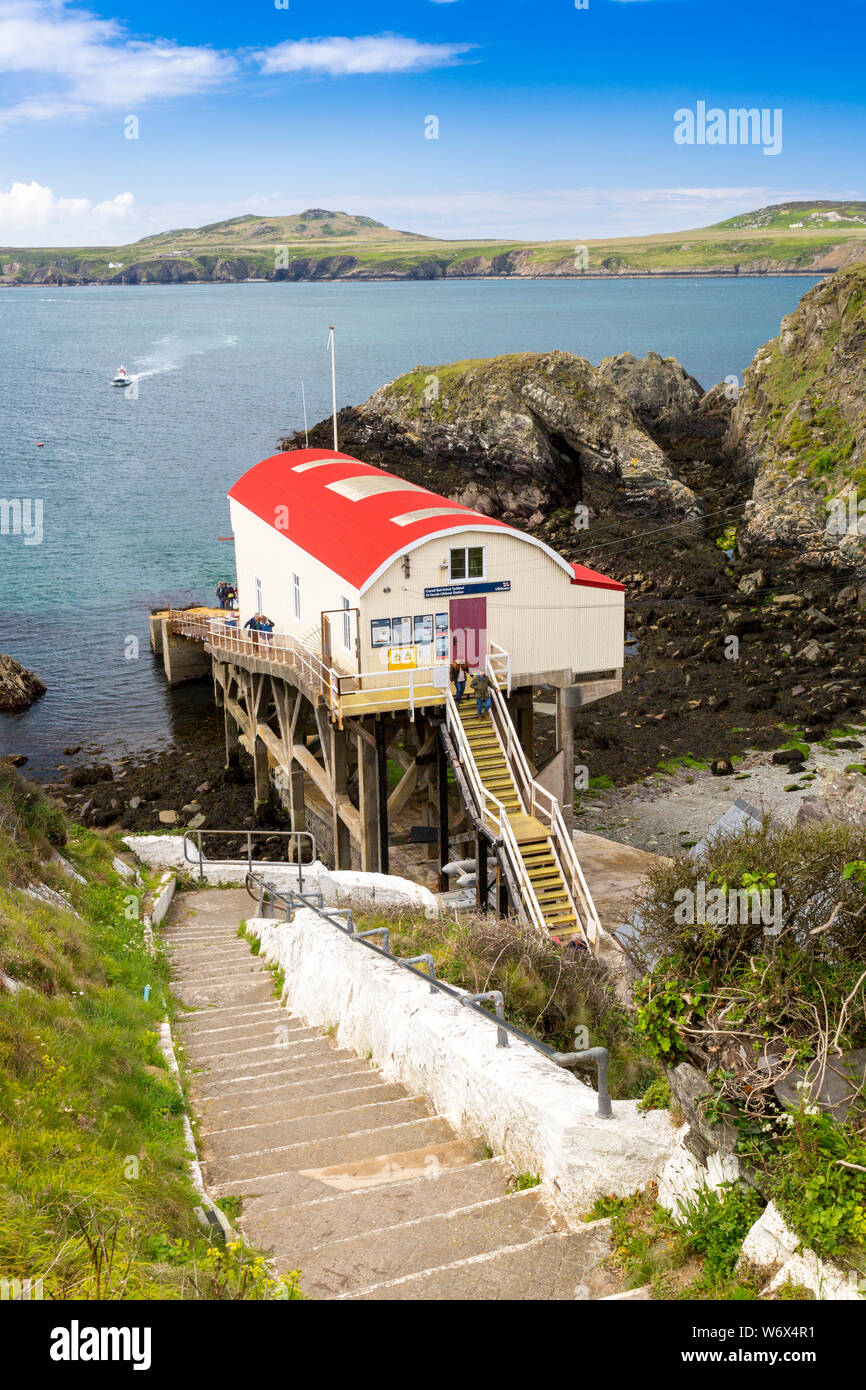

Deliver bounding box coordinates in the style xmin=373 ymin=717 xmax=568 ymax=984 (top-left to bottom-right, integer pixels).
xmin=0 ymin=771 xmax=301 ymax=1300
xmin=3 ymin=202 xmax=866 ymax=281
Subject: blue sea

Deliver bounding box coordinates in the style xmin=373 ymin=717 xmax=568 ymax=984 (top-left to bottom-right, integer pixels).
xmin=0 ymin=276 xmax=818 ymax=772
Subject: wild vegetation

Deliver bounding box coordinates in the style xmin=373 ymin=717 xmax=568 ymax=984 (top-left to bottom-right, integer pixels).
xmin=628 ymin=816 xmax=866 ymax=1269
xmin=0 ymin=770 xmax=303 ymax=1300
xmin=354 ymin=905 xmax=663 ymax=1100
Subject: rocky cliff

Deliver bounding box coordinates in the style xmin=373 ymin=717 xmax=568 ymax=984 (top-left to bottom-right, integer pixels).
xmin=284 ymin=350 xmax=701 ymax=527
xmin=729 ymin=264 xmax=866 ymax=576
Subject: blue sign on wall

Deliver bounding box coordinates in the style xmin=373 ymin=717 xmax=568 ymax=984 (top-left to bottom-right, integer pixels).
xmin=423 ymin=580 xmax=511 ymax=599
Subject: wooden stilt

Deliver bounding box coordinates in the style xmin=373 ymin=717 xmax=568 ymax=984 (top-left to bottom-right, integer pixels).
xmin=375 ymin=717 xmax=389 ymax=875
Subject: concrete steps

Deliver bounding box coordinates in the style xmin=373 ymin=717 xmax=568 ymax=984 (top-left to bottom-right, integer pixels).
xmin=167 ymin=887 xmax=615 ymax=1300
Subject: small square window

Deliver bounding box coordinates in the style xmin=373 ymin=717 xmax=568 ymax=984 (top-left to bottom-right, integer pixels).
xmin=467 ymin=547 xmax=484 ymax=578
xmin=449 ymin=548 xmax=466 ymax=580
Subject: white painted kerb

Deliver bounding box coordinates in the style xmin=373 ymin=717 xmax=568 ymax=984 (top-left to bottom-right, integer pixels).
xmin=246 ymin=908 xmax=678 ymax=1220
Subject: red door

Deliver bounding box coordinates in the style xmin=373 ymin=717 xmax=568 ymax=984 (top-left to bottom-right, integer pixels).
xmin=450 ymin=597 xmax=487 ymax=669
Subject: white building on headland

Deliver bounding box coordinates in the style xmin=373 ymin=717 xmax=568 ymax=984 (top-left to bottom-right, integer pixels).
xmin=228 ymin=447 xmax=625 ymax=696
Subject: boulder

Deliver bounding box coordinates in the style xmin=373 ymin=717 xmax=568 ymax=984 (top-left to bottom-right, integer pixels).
xmin=0 ymin=654 xmax=46 ymax=713
xmin=66 ymin=764 xmax=114 ymax=788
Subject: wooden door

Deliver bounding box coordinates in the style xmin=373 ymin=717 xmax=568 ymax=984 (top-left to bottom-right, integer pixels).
xmin=449 ymin=596 xmax=487 ymax=668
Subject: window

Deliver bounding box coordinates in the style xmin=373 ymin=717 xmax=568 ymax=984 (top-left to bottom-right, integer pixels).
xmin=449 ymin=546 xmax=485 ymax=581
xmin=342 ymin=596 xmax=351 ymax=650
xmin=292 ymin=573 xmax=301 ymax=622
xmin=254 ymin=577 xmax=263 ymax=612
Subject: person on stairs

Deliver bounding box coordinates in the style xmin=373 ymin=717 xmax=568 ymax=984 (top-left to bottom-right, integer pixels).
xmin=450 ymin=659 xmax=468 ymax=703
xmin=471 ymin=668 xmax=491 ymax=718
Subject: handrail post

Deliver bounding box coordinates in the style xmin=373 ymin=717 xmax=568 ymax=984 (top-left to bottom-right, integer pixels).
xmin=353 ymin=926 xmax=391 ymax=954
xmin=551 ymin=1046 xmax=612 ymax=1117
xmin=461 ymin=990 xmax=509 ymax=1047
xmin=401 ymin=953 xmax=437 ymax=992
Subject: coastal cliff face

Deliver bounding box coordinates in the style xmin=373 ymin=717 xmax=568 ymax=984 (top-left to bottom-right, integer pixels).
xmin=730 ymin=264 xmax=866 ymax=576
xmin=285 ymin=350 xmax=700 ymax=526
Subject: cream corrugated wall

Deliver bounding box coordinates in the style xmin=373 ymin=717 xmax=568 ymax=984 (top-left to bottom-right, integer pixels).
xmin=360 ymin=529 xmax=624 ymax=682
xmin=230 ymin=508 xmax=623 ymax=682
xmin=230 ymin=501 xmax=361 ymax=663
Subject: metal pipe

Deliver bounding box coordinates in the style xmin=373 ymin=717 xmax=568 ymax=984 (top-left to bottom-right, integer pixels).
xmin=400 ymin=953 xmax=437 ymax=992
xmin=353 ymin=926 xmax=391 ymax=954
xmin=460 ymin=991 xmax=508 ymax=1047
xmin=551 ymin=1047 xmax=613 ymax=1118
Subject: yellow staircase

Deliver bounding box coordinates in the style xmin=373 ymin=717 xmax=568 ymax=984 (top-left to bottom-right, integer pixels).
xmin=455 ymin=701 xmax=579 ymax=937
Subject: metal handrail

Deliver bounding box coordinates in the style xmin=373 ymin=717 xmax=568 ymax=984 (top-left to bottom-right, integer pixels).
xmin=484 ymin=654 xmax=602 ymax=953
xmin=444 ymin=687 xmax=548 ymax=936
xmin=182 ymin=828 xmax=317 ymax=888
xmin=244 ymin=868 xmax=612 ymax=1117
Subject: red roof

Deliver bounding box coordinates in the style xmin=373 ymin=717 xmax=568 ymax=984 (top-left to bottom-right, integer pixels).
xmin=228 ymin=449 xmax=623 ymax=596
xmin=570 ymin=562 xmax=625 ymax=592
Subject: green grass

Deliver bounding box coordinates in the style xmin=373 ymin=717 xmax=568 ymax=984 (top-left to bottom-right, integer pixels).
xmin=0 ymin=771 xmax=303 ymax=1300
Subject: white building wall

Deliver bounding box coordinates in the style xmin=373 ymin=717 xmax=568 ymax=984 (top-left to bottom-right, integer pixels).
xmin=230 ymin=505 xmax=623 ymax=684
xmin=360 ymin=528 xmax=624 ymax=683
xmin=229 ymin=500 xmax=361 ymax=666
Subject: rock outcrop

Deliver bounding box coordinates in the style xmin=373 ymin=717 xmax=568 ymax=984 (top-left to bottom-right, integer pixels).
xmin=729 ymin=264 xmax=866 ymax=576
xmin=285 ymin=350 xmax=700 ymax=524
xmin=0 ymin=655 xmax=46 ymax=713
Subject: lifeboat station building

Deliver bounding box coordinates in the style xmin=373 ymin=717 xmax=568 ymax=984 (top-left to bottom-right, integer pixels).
xmin=162 ymin=449 xmax=625 ymax=948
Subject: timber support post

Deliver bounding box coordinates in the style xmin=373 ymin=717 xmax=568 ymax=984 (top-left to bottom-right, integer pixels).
xmin=356 ymin=726 xmax=379 ymax=872
xmin=330 ymin=724 xmax=352 ymax=869
xmin=224 ymin=703 xmax=240 ymax=772
xmin=375 ymin=717 xmax=389 ymax=875
xmin=476 ymin=833 xmax=489 ymax=913
xmin=437 ymin=729 xmax=449 ymax=892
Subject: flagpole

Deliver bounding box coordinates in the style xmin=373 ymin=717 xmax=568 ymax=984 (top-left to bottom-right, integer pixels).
xmin=328 ymin=325 xmax=338 ymax=452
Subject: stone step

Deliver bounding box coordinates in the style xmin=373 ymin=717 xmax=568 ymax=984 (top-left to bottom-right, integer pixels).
xmin=174 ymin=981 xmax=276 ymax=1009
xmin=201 ymin=1079 xmax=409 ymax=1132
xmin=341 ymin=1221 xmax=613 ymax=1301
xmin=241 ymin=1157 xmax=510 ymax=1252
xmin=184 ymin=1027 xmax=322 ymax=1065
xmin=202 ymin=1096 xmax=432 ymax=1160
xmin=191 ymin=1055 xmax=368 ymax=1102
xmin=207 ymin=1117 xmax=455 ymax=1192
xmin=272 ymin=1189 xmax=551 ymax=1293
xmin=187 ymin=1036 xmax=351 ymax=1076
xmin=196 ymin=1062 xmax=375 ymax=1114
xmin=237 ymin=1139 xmax=484 ymax=1220
xmin=179 ymin=1018 xmax=316 ymax=1050
xmin=176 ymin=1002 xmax=285 ymax=1029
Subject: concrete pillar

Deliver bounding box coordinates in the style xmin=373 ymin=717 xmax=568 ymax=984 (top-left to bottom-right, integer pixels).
xmin=555 ymin=686 xmax=576 ymax=834
xmin=356 ymin=730 xmax=378 ymax=872
xmin=160 ymin=620 xmax=210 ymax=686
xmin=253 ymin=736 xmax=271 ymax=818
xmin=509 ymin=689 xmax=535 ymax=767
xmin=331 ymin=726 xmax=352 ymax=870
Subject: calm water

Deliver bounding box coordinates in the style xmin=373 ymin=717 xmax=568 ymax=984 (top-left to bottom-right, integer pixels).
xmin=0 ymin=277 xmax=817 ymax=773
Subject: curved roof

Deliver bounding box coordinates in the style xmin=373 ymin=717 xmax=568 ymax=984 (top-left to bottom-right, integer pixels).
xmin=228 ymin=449 xmax=623 ymax=595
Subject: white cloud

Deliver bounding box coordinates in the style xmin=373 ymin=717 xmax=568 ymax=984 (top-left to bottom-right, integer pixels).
xmin=0 ymin=181 xmax=134 ymax=240
xmin=256 ymin=35 xmax=474 ymax=77
xmin=0 ymin=0 xmax=235 ymax=126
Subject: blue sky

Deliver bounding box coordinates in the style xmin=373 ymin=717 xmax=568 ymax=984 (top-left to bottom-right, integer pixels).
xmin=0 ymin=0 xmax=863 ymax=244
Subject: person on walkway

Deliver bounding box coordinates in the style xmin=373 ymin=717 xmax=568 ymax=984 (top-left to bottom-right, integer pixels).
xmin=259 ymin=614 xmax=274 ymax=643
xmin=471 ymin=668 xmax=491 ymax=718
xmin=450 ymin=660 xmax=468 ymax=702
xmin=216 ymin=581 xmax=228 ymax=608
xmin=244 ymin=612 xmax=261 ymax=651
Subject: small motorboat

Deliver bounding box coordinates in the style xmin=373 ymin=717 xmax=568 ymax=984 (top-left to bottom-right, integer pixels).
xmin=112 ymin=366 xmax=131 ymax=386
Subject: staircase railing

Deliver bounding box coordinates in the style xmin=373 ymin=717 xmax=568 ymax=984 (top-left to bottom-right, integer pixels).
xmin=444 ymin=689 xmax=548 ymax=938
xmin=484 ymin=655 xmax=602 ymax=953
